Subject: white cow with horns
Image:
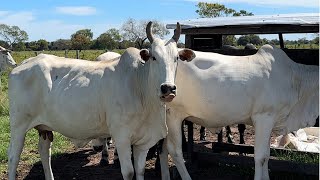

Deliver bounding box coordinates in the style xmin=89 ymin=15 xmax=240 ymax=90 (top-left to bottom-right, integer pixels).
xmin=7 ymin=22 xmax=195 ymax=180
xmin=0 ymin=46 xmax=17 ymax=71
xmin=159 ymin=45 xmax=319 ymax=180
xmin=0 ymin=46 xmax=17 ymax=89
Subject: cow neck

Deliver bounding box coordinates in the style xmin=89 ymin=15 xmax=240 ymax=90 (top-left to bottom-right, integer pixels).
xmin=135 ymin=60 xmax=161 ymax=109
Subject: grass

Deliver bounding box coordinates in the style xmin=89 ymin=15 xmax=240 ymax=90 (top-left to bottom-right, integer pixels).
xmin=271 ymin=148 xmax=319 ymax=164
xmin=10 ymin=49 xmax=126 ymax=64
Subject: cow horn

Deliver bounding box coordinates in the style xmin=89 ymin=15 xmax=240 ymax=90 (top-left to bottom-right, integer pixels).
xmin=146 ymin=21 xmax=154 ymax=44
xmin=172 ymin=22 xmax=181 ymax=42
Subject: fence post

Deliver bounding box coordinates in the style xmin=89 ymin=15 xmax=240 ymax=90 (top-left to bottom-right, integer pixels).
xmin=65 ymin=50 xmax=68 ymax=58
xmin=76 ymin=50 xmax=80 ymax=59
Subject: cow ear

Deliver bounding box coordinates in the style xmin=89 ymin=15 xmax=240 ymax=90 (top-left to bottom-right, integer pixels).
xmin=140 ymin=49 xmax=151 ymax=61
xmin=179 ymin=48 xmax=195 ymax=62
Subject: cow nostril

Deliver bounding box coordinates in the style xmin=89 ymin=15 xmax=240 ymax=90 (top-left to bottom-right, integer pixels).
xmin=160 ymin=85 xmax=167 ymax=94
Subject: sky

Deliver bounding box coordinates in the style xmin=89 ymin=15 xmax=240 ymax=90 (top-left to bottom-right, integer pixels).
xmin=0 ymin=0 xmax=318 ymax=42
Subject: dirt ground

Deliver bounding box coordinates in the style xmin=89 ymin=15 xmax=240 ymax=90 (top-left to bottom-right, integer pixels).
xmin=0 ymin=124 xmax=294 ymax=180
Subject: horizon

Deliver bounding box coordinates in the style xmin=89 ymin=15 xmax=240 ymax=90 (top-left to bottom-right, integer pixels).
xmin=0 ymin=0 xmax=319 ymax=42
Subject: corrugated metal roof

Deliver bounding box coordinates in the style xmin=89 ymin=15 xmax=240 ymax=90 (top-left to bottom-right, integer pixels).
xmin=166 ymin=13 xmax=319 ymax=29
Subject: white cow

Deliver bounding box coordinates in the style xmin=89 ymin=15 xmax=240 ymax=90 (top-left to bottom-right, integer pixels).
xmin=7 ymin=22 xmax=195 ymax=180
xmin=159 ymin=45 xmax=319 ymax=180
xmin=92 ymin=51 xmax=121 ymax=164
xmin=96 ymin=51 xmax=121 ymax=61
xmin=0 ymin=46 xmax=17 ymax=89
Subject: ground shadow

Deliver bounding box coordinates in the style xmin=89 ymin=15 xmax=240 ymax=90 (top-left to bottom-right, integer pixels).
xmin=23 ymin=148 xmax=169 ymax=180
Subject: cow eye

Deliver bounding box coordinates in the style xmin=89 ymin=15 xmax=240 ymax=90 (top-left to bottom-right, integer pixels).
xmin=152 ymin=57 xmax=156 ymax=61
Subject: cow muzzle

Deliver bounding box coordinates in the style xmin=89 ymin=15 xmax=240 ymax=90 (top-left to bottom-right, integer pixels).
xmin=160 ymin=83 xmax=176 ymax=102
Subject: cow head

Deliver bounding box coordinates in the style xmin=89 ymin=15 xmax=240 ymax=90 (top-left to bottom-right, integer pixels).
xmin=0 ymin=46 xmax=17 ymax=72
xmin=140 ymin=22 xmax=195 ymax=102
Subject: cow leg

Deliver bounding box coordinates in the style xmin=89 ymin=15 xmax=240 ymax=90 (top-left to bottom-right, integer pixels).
xmin=159 ymin=138 xmax=170 ymax=180
xmin=8 ymin=127 xmax=27 ymax=180
xmin=225 ymin=126 xmax=234 ymax=143
xmin=92 ymin=138 xmax=105 ymax=152
xmin=166 ymin=118 xmax=192 ymax=180
xmin=217 ymin=128 xmax=223 ymax=143
xmin=115 ymin=142 xmax=134 ymax=180
xmin=252 ymin=114 xmax=274 ymax=180
xmin=199 ymin=126 xmax=206 ymax=141
xmin=181 ymin=121 xmax=188 ymax=152
xmin=111 ymin=147 xmax=120 ymax=168
xmin=92 ymin=137 xmax=111 ymax=165
xmin=38 ymin=130 xmax=54 ymax=180
xmin=154 ymin=139 xmax=164 ymax=174
xmin=238 ymin=124 xmax=246 ymax=144
xmin=133 ymin=146 xmax=148 ymax=180
xmin=101 ymin=138 xmax=110 ymax=165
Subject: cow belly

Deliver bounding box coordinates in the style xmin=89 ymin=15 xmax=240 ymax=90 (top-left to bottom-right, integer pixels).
xmin=38 ymin=107 xmax=109 ymax=140
xmin=181 ymin=94 xmax=253 ymax=127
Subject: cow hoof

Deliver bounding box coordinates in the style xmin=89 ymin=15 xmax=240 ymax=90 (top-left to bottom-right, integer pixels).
xmin=93 ymin=145 xmax=103 ymax=152
xmin=100 ymin=159 xmax=109 ymax=166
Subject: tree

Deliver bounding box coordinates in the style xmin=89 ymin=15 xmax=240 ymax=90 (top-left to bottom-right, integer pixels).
xmin=25 ymin=41 xmax=39 ymax=51
xmin=311 ymin=36 xmax=319 ymax=44
xmin=71 ymin=29 xmax=93 ymax=50
xmin=237 ymin=34 xmax=262 ymax=46
xmin=71 ymin=29 xmax=93 ymax=40
xmin=196 ymin=2 xmax=253 ymax=18
xmin=0 ymin=40 xmax=10 ymax=49
xmin=51 ymin=39 xmax=72 ymax=50
xmin=37 ymin=39 xmax=49 ymax=51
xmin=297 ymin=37 xmax=308 ymax=45
xmin=222 ymin=35 xmax=237 ymax=46
xmin=94 ymin=28 xmax=121 ymax=50
xmin=195 ymin=2 xmax=254 ymax=46
xmin=237 ymin=35 xmax=250 ymax=46
xmin=233 ymin=10 xmax=254 ymax=16
xmin=121 ymin=18 xmax=169 ymax=49
xmin=118 ymin=40 xmax=135 ymax=49
xmin=12 ymin=42 xmax=26 ymax=51
xmin=248 ymin=34 xmax=262 ymax=45
xmin=269 ymin=39 xmax=280 ymax=45
xmin=0 ymin=24 xmax=28 ymax=48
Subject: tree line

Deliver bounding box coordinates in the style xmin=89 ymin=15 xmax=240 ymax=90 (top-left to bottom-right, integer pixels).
xmin=0 ymin=19 xmax=170 ymax=51
xmin=0 ymin=3 xmax=318 ymax=51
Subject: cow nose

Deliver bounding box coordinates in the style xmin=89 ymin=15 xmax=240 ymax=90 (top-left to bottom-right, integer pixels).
xmin=160 ymin=84 xmax=177 ymax=95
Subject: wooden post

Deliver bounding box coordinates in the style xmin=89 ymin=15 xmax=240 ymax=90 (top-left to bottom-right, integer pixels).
xmin=279 ymin=33 xmax=285 ymax=49
xmin=185 ymin=34 xmax=193 ymax=49
xmin=76 ymin=50 xmax=80 ymax=59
